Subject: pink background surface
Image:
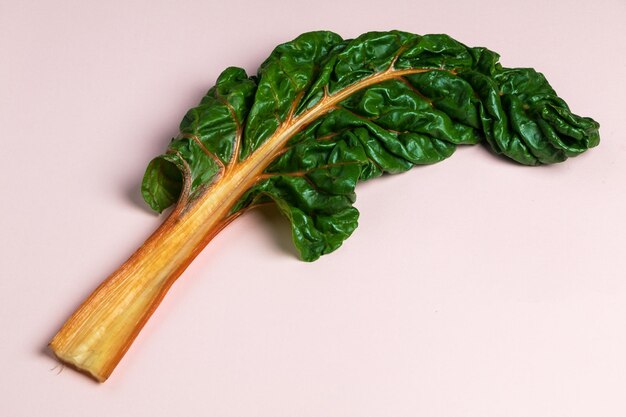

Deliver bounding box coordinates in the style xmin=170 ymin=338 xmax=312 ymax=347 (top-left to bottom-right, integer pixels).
xmin=1 ymin=0 xmax=625 ymax=415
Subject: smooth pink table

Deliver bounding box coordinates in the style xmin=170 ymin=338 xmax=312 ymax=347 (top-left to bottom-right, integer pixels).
xmin=1 ymin=1 xmax=624 ymax=415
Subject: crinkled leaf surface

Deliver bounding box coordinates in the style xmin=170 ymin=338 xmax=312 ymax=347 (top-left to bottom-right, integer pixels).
xmin=142 ymin=31 xmax=599 ymax=261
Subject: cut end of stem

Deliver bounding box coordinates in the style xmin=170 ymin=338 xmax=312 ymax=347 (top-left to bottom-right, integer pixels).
xmin=48 ymin=341 xmax=109 ymax=383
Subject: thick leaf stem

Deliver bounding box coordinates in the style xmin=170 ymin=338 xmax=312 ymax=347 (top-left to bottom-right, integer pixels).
xmin=48 ymin=161 xmax=260 ymax=381
xmin=49 ymin=65 xmax=441 ymax=382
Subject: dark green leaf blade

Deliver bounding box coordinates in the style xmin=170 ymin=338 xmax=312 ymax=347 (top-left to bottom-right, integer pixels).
xmin=142 ymin=30 xmax=600 ymax=259
xmin=241 ymin=31 xmax=344 ymax=158
xmin=141 ymin=67 xmax=257 ymax=212
xmin=141 ymin=153 xmax=184 ymax=213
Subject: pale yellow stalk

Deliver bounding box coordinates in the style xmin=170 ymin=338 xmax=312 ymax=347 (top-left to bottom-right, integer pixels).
xmin=49 ymin=65 xmax=434 ymax=382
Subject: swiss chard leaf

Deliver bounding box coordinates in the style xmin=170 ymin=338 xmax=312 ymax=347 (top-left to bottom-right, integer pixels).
xmin=142 ymin=30 xmax=599 ymax=261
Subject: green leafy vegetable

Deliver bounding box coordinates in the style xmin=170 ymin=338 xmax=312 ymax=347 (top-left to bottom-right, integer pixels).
xmin=50 ymin=30 xmax=599 ymax=382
